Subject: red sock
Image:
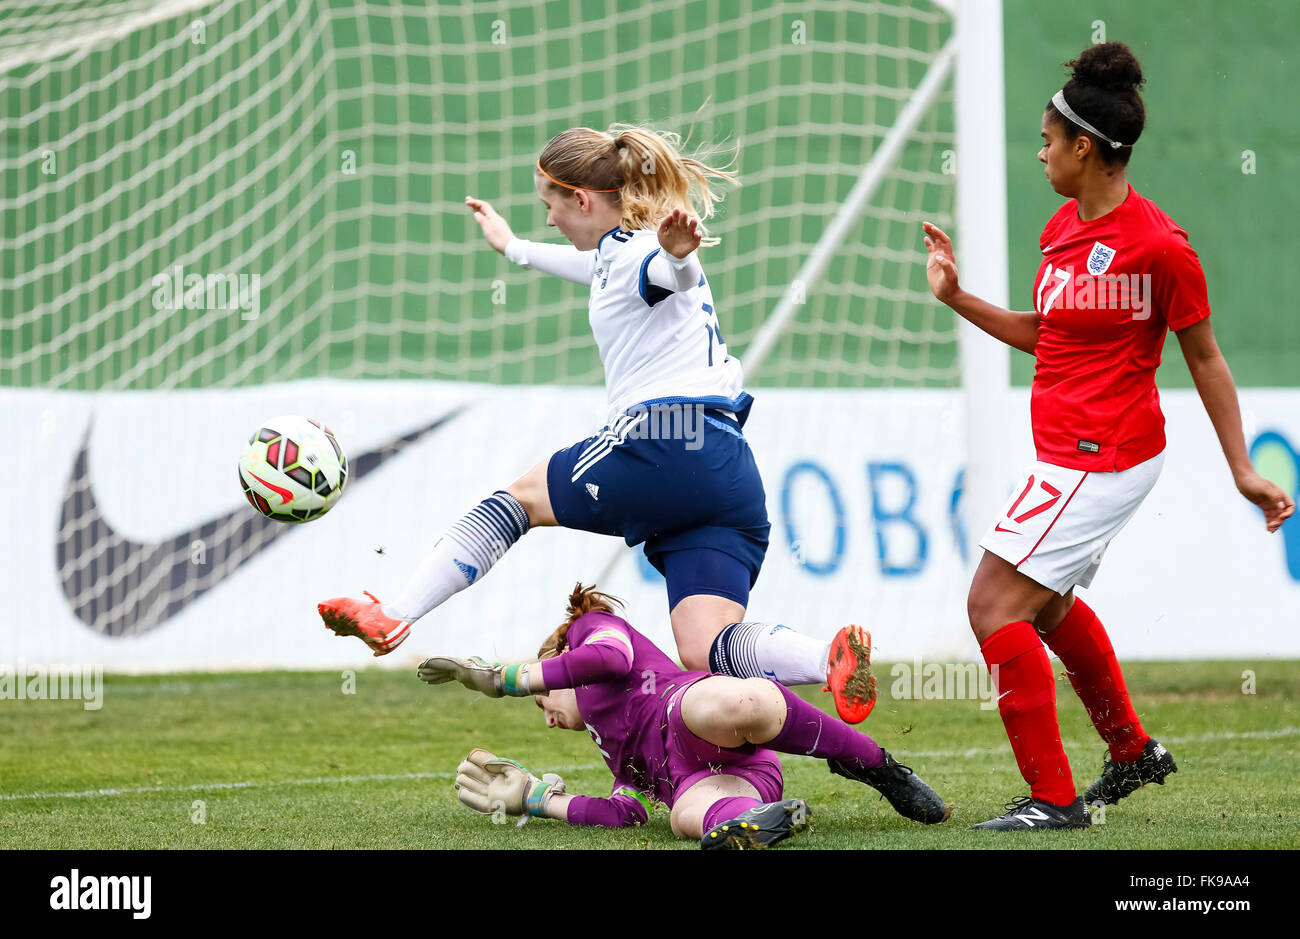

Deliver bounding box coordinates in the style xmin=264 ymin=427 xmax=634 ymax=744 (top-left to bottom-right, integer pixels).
xmin=1045 ymin=597 xmax=1149 ymax=764
xmin=981 ymin=621 xmax=1076 ymax=806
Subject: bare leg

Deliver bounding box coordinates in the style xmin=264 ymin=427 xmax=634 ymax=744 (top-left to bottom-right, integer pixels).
xmin=679 ymin=676 xmax=787 ymax=747
xmin=504 ymin=457 xmax=557 ymax=527
xmin=670 ymin=594 xmax=746 ymax=671
xmin=966 ymin=550 xmax=1058 ymax=642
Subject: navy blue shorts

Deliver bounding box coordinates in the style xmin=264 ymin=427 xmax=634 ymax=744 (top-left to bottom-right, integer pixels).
xmin=547 ymin=406 xmax=770 ymax=609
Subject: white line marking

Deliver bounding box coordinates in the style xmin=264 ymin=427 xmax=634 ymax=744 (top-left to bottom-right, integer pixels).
xmin=6 ymin=724 xmax=1298 ymax=802
xmin=0 ymin=764 xmax=607 ymax=802
xmin=892 ymin=726 xmax=1300 ymax=760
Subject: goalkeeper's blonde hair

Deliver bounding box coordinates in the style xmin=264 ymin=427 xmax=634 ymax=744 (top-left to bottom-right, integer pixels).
xmin=537 ymin=583 xmax=624 ymax=660
xmin=536 ymin=124 xmax=737 ymax=245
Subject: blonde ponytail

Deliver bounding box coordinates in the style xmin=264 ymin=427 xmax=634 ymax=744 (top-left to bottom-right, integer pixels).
xmin=535 ymin=124 xmax=737 ymax=245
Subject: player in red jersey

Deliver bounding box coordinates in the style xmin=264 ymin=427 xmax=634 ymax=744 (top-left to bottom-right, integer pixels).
xmin=923 ymin=42 xmax=1294 ymax=830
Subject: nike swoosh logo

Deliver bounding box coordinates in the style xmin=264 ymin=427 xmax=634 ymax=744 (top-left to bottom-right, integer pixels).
xmin=994 ymin=523 xmax=1018 ymax=534
xmin=247 ymin=470 xmax=293 ymax=505
xmin=56 ymin=408 xmax=466 ymax=638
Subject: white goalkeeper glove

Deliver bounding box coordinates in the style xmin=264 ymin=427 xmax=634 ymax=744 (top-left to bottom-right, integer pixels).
xmin=417 ymin=656 xmax=532 ymax=697
xmin=454 ymin=748 xmax=565 ymax=819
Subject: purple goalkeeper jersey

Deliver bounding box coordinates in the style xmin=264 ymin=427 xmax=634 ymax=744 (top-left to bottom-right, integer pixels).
xmin=541 ymin=610 xmax=711 ymax=804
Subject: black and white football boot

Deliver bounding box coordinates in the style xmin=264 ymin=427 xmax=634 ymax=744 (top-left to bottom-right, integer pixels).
xmin=1084 ymin=739 xmax=1178 ymax=805
xmin=970 ymin=795 xmax=1091 ymax=831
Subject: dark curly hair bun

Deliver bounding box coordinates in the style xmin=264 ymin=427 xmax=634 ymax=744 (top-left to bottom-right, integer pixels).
xmin=1051 ymin=40 xmax=1146 ymax=164
xmin=1066 ymin=41 xmax=1145 ymax=93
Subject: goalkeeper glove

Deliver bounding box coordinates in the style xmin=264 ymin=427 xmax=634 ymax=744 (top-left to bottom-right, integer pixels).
xmin=417 ymin=656 xmax=532 ymax=697
xmin=454 ymin=748 xmax=565 ymax=818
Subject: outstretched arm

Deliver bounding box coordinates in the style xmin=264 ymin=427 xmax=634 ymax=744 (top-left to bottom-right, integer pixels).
xmin=923 ymin=221 xmax=1040 ymax=355
xmin=1176 ymin=318 xmax=1294 ymax=532
xmin=418 ymin=624 xmax=635 ymax=697
xmin=453 ymin=753 xmax=650 ymax=828
xmin=537 ymin=625 xmax=635 ymax=691
xmin=503 ymin=238 xmax=596 ymax=284
xmin=453 ymin=748 xmax=567 ymax=819
xmin=544 ymin=785 xmax=652 ymax=828
xmin=453 ymin=748 xmax=651 ymax=828
xmin=466 ymin=195 xmax=595 ymax=284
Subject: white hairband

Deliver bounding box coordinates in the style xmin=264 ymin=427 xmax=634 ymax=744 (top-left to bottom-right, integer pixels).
xmin=1052 ymin=89 xmax=1126 ymax=149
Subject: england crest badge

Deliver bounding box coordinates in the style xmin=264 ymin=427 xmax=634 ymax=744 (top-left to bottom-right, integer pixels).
xmin=1086 ymin=241 xmax=1116 ymax=276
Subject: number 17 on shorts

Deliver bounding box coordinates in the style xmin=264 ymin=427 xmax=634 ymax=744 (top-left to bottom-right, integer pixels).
xmin=978 ymin=455 xmax=1163 ymax=595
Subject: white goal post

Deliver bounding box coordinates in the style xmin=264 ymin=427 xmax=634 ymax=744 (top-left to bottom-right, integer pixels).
xmin=953 ymin=0 xmax=1013 ymax=542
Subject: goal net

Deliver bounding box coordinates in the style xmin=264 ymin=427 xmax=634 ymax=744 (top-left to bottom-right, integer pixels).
xmin=5 ymin=0 xmax=1003 ymax=661
xmin=2 ymin=0 xmax=958 ymax=392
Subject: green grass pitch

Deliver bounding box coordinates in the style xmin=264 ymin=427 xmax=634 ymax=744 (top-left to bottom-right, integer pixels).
xmin=2 ymin=660 xmax=1297 ymax=850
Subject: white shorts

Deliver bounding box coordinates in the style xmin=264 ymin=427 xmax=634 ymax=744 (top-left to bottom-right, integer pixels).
xmin=979 ymin=452 xmax=1164 ymax=595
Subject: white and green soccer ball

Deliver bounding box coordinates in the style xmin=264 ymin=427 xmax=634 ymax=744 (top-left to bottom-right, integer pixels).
xmin=237 ymin=415 xmax=348 ymax=523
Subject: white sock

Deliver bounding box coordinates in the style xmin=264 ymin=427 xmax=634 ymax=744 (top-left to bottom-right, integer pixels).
xmin=709 ymin=622 xmax=831 ymax=686
xmin=383 ymin=491 xmax=529 ymax=623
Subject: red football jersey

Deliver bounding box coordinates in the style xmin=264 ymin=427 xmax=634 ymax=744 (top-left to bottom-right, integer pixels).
xmin=1030 ymin=185 xmax=1211 ymax=471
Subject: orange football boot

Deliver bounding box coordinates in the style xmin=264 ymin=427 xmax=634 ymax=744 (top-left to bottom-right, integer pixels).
xmin=318 ymin=591 xmax=411 ymax=657
xmin=824 ymin=624 xmax=876 ymax=723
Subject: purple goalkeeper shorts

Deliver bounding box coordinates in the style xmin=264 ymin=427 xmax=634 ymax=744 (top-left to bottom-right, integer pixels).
xmin=662 ymin=677 xmax=783 ymax=806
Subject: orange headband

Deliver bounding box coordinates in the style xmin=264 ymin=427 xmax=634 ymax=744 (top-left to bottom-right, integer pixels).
xmin=535 ymin=161 xmax=620 ymax=193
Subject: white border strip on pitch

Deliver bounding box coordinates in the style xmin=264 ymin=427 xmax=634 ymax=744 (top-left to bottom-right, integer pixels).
xmin=892 ymin=725 xmax=1300 ymax=760
xmin=7 ymin=725 xmax=1297 ymax=802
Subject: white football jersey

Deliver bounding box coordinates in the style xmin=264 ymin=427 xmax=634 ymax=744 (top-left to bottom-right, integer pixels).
xmin=587 ymin=227 xmax=749 ymax=423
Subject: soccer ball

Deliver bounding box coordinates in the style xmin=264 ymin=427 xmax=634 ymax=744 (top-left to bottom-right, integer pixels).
xmin=238 ymin=416 xmax=348 ymax=523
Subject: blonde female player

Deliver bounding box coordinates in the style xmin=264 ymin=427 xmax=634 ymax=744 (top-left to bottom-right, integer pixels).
xmin=924 ymin=42 xmax=1294 ymax=830
xmin=318 ymin=125 xmax=877 ymax=723
xmin=419 ymin=584 xmax=949 ymax=849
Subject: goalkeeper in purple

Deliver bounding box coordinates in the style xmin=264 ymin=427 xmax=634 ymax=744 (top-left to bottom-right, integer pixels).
xmin=418 ymin=585 xmax=950 ymax=849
